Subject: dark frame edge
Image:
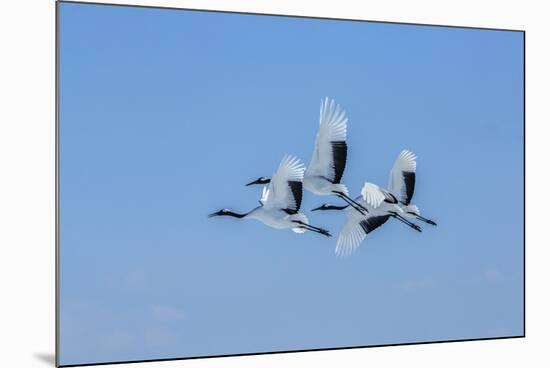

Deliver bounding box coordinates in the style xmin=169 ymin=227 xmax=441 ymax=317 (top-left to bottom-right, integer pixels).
xmin=55 ymin=0 xmax=61 ymax=367
xmin=522 ymin=30 xmax=526 ymax=338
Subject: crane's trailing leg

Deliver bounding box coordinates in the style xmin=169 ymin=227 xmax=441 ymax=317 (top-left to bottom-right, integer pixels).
xmin=388 ymin=211 xmax=422 ymax=232
xmin=332 ymin=191 xmax=368 ymax=215
xmin=415 ymin=215 xmax=437 ymax=226
xmin=292 ymin=220 xmax=332 ymax=237
xmin=298 ymin=226 xmax=332 ymax=237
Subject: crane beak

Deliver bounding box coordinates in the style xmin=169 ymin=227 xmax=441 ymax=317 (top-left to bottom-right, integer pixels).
xmin=245 ymin=177 xmax=270 ymax=186
xmin=245 ymin=179 xmax=259 ymax=186
xmin=311 ymin=205 xmax=324 ymax=212
xmin=208 ymin=211 xmax=220 ymax=218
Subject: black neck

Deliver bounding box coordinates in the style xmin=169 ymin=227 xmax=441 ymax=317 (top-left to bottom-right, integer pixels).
xmin=222 ymin=210 xmax=247 ymax=218
xmin=324 ymin=204 xmax=350 ymax=211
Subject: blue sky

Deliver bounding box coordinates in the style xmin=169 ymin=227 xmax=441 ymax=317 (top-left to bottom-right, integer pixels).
xmin=58 ymin=2 xmax=524 ymax=365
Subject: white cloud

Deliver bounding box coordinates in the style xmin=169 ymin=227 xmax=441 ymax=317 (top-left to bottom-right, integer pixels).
xmin=124 ymin=267 xmax=148 ymax=290
xmin=99 ymin=331 xmax=137 ymax=352
xmin=151 ymin=304 xmax=185 ymax=322
xmin=403 ymin=279 xmax=435 ymax=291
xmin=60 ymin=299 xmax=186 ymax=362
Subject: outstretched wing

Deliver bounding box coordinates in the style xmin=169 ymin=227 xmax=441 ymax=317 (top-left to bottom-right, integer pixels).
xmin=388 ymin=150 xmax=417 ymax=205
xmin=336 ymin=204 xmax=390 ymax=256
xmin=263 ymin=155 xmax=305 ymax=213
xmin=360 ymin=182 xmax=396 ymax=209
xmin=305 ymin=97 xmax=348 ymax=184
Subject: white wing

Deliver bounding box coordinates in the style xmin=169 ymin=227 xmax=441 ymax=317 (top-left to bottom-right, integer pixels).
xmin=263 ymin=155 xmax=305 ymax=212
xmin=406 ymin=204 xmax=420 ymax=215
xmin=360 ymin=182 xmax=387 ymax=208
xmin=305 ymin=97 xmax=348 ymax=184
xmin=336 ymin=202 xmax=391 ymax=257
xmin=388 ymin=150 xmax=417 ymax=205
xmin=259 ymin=186 xmax=270 ymax=205
xmin=335 ymin=209 xmax=368 ymax=257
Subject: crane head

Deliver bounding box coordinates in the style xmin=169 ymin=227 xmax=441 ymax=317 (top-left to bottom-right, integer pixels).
xmin=311 ymin=203 xmax=348 ymax=211
xmin=245 ymin=177 xmax=271 ymax=186
xmin=208 ymin=209 xmax=229 ymax=218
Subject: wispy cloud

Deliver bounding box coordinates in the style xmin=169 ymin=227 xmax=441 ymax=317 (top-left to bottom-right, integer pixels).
xmin=403 ymin=279 xmax=435 ymax=291
xmin=124 ymin=267 xmax=148 ymax=290
xmin=60 ymin=298 xmax=187 ymax=364
xmin=99 ymin=331 xmax=137 ymax=352
xmin=151 ymin=304 xmax=185 ymax=322
xmin=60 ymin=299 xmax=136 ymax=363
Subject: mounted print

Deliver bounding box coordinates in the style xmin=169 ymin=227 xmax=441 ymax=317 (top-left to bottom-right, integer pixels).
xmin=56 ymin=1 xmax=525 ymax=366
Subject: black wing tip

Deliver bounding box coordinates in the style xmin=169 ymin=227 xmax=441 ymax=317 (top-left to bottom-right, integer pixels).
xmin=383 ymin=192 xmax=399 ymax=204
xmin=283 ymin=208 xmax=298 ymax=215
xmin=330 ymin=140 xmax=348 ymax=184
xmin=359 ymin=215 xmax=391 ymax=234
xmin=287 ymin=180 xmax=303 ymax=212
xmin=402 ymin=171 xmax=416 ymax=205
